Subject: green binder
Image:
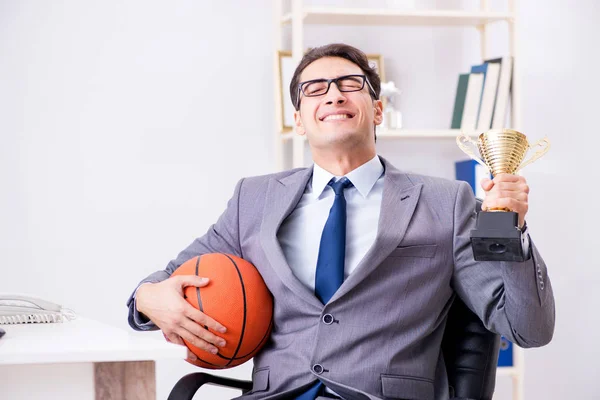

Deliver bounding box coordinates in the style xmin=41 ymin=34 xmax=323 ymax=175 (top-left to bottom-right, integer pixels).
xmin=451 ymin=74 xmax=469 ymax=129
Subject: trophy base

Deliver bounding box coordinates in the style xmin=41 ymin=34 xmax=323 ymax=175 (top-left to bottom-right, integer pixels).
xmin=470 ymin=211 xmax=525 ymax=262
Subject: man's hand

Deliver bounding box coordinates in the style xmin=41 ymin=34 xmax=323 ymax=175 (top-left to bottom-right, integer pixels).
xmin=135 ymin=276 xmax=227 ymax=360
xmin=480 ymin=173 xmax=529 ymax=229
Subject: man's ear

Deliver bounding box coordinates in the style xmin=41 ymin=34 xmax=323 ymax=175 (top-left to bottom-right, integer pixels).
xmin=373 ymin=99 xmax=384 ymax=126
xmin=294 ymin=110 xmax=306 ymax=136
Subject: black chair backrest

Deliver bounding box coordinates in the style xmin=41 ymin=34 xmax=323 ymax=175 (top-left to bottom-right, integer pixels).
xmin=442 ymin=296 xmax=500 ymax=400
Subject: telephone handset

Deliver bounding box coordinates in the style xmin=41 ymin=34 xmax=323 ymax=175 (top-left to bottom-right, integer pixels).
xmin=0 ymin=293 xmax=76 ymax=324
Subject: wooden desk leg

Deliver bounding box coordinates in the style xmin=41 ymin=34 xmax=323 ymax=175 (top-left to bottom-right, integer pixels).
xmin=94 ymin=361 xmax=156 ymax=400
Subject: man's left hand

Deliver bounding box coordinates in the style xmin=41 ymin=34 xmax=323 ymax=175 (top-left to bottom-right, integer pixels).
xmin=480 ymin=173 xmax=529 ymax=229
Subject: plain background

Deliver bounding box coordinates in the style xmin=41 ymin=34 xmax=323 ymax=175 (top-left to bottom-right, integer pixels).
xmin=1 ymin=0 xmax=598 ymax=398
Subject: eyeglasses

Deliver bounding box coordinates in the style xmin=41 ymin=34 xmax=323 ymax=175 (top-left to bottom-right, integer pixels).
xmin=296 ymin=74 xmax=376 ymax=109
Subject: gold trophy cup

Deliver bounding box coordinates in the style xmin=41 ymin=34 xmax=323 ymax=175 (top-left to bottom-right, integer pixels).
xmin=456 ymin=129 xmax=550 ymax=261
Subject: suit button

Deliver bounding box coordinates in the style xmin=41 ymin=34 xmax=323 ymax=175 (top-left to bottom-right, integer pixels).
xmin=323 ymin=314 xmax=334 ymax=324
xmin=312 ymin=364 xmax=324 ymax=374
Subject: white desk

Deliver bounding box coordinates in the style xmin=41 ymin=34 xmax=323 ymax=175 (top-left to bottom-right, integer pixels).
xmin=0 ymin=317 xmax=187 ymax=400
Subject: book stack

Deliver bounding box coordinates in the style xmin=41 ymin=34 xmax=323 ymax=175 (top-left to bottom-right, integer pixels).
xmin=451 ymin=56 xmax=513 ymax=132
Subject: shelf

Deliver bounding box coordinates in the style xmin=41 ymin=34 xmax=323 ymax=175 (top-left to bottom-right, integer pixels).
xmin=278 ymin=129 xmax=478 ymax=141
xmin=281 ymin=8 xmax=514 ymax=27
xmin=378 ymin=129 xmax=478 ymax=138
xmin=497 ymin=367 xmax=518 ymax=377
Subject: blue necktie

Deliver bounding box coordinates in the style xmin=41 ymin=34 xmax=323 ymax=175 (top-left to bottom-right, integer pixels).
xmin=295 ymin=177 xmax=352 ymax=400
xmin=315 ymin=177 xmax=352 ymax=304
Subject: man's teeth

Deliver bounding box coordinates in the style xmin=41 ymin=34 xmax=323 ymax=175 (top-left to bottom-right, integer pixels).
xmin=323 ymin=114 xmax=350 ymax=121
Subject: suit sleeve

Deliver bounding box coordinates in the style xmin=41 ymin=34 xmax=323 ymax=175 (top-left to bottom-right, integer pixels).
xmin=451 ymin=181 xmax=555 ymax=348
xmin=126 ymin=178 xmax=245 ymax=331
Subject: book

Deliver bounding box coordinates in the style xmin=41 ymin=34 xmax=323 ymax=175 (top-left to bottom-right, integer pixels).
xmin=460 ymin=72 xmax=484 ymax=131
xmin=469 ymin=63 xmax=490 ymax=128
xmin=455 ymin=159 xmax=489 ymax=199
xmin=451 ymin=74 xmax=470 ymax=129
xmin=476 ymin=62 xmax=501 ymax=131
xmin=490 ymin=56 xmax=513 ymax=129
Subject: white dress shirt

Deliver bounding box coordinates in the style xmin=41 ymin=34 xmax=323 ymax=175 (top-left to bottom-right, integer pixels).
xmin=277 ymin=155 xmax=385 ymax=291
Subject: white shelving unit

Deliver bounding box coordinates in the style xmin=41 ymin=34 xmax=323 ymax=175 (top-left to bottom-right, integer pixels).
xmin=273 ymin=1 xmax=524 ymax=399
xmin=281 ymin=7 xmax=514 ymax=26
xmin=280 ymin=128 xmax=481 ymax=142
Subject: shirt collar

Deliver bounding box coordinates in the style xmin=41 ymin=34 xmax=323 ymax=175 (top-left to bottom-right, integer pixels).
xmin=310 ymin=155 xmax=384 ymax=199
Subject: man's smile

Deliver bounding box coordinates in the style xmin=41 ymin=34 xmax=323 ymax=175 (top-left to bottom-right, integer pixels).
xmin=319 ymin=110 xmax=355 ymax=122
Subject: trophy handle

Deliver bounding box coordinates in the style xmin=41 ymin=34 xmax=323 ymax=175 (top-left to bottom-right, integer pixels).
xmin=456 ymin=132 xmax=490 ymax=172
xmin=516 ymin=137 xmax=551 ymax=173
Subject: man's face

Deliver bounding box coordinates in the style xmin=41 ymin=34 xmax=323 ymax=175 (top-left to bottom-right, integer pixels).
xmin=293 ymin=57 xmax=383 ymax=149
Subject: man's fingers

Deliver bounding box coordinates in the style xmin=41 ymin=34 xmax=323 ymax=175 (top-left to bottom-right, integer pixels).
xmin=175 ymin=326 xmax=220 ymax=355
xmin=492 ymin=173 xmax=525 ymax=183
xmin=485 ymin=191 xmax=528 ymax=203
xmin=482 ymin=175 xmax=529 ymax=213
xmin=180 ymin=318 xmax=227 ymax=348
xmin=163 ymin=330 xmax=198 ymax=361
xmin=186 ymin=349 xmax=199 ymax=361
xmin=175 ymin=275 xmax=210 ymax=288
xmin=480 ymin=178 xmax=494 ymax=192
xmin=491 ymin=181 xmax=529 ymax=193
xmin=164 ymin=332 xmax=185 ymax=346
xmin=185 ymin=306 xmax=227 ymax=334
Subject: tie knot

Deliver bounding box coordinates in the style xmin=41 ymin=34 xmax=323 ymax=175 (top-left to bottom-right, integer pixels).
xmin=328 ymin=177 xmax=353 ymax=195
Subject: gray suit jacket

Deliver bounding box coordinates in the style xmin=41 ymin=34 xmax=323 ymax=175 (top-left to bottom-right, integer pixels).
xmin=127 ymin=157 xmax=555 ymax=400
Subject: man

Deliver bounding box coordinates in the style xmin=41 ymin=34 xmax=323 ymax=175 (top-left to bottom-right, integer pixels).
xmin=127 ymin=43 xmax=554 ymax=400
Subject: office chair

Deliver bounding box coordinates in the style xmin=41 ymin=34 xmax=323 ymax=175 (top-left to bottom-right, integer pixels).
xmin=167 ymin=200 xmax=502 ymax=400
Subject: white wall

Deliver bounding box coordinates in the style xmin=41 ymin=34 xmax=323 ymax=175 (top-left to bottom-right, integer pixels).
xmin=0 ymin=0 xmax=273 ymax=397
xmin=509 ymin=1 xmax=600 ymax=398
xmin=1 ymin=0 xmax=598 ymax=399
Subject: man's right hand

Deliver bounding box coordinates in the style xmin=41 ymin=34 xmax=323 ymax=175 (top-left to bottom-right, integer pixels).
xmin=135 ymin=275 xmax=227 ymax=358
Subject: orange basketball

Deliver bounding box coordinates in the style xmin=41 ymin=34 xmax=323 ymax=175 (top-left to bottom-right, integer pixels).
xmin=171 ymin=253 xmax=273 ymax=369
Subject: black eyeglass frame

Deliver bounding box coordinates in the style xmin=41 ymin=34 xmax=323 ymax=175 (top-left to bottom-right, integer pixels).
xmin=295 ymin=74 xmax=377 ymax=109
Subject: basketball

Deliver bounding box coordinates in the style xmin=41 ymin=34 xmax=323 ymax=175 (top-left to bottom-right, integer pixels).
xmin=171 ymin=253 xmax=273 ymax=369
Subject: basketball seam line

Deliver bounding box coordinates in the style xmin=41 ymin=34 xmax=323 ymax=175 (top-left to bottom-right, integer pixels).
xmin=194 ymin=256 xmax=209 ymax=331
xmin=211 ymin=317 xmax=273 ymax=361
xmin=223 ymin=253 xmax=247 ymax=366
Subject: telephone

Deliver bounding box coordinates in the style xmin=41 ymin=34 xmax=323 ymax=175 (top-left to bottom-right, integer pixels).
xmin=0 ymin=294 xmax=76 ymax=324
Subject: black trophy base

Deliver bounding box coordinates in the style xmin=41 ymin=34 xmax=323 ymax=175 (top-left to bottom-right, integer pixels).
xmin=470 ymin=211 xmax=525 ymax=262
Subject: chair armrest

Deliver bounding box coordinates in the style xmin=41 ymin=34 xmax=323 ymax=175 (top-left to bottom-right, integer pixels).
xmin=167 ymin=372 xmax=253 ymax=400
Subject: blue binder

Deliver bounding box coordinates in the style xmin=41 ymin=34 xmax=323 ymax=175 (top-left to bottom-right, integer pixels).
xmin=497 ymin=336 xmax=514 ymax=367
xmin=454 ymin=159 xmax=490 ymax=199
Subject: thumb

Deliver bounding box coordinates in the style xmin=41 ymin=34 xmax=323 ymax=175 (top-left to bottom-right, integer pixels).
xmin=175 ymin=275 xmax=210 ymax=288
xmin=480 ymin=178 xmax=494 ymax=192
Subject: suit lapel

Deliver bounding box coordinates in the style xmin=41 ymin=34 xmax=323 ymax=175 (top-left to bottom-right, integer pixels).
xmin=330 ymin=157 xmax=423 ymax=303
xmin=260 ymin=168 xmax=324 ymax=309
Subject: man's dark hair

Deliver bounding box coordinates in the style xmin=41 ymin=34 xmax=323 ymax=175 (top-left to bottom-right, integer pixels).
xmin=289 ymin=43 xmax=381 ymax=111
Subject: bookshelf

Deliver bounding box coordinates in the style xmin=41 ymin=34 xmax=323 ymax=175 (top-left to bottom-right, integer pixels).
xmin=273 ymin=1 xmax=524 ymax=399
